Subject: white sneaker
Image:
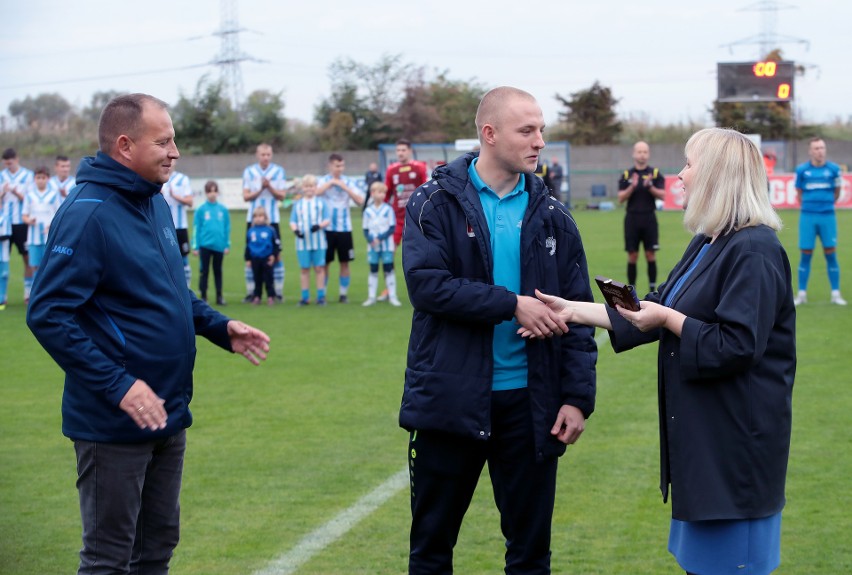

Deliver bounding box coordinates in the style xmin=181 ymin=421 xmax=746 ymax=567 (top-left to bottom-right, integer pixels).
xmin=793 ymin=291 xmax=807 ymax=306
xmin=830 ymin=290 xmax=847 ymax=306
xmin=362 ymin=298 xmax=376 ymax=307
xmin=389 ymin=297 xmax=402 ymax=307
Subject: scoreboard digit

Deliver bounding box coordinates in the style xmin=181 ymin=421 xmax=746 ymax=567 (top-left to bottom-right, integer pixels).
xmin=717 ymin=61 xmax=795 ymax=103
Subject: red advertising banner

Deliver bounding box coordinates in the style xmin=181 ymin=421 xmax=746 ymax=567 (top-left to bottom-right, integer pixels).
xmin=663 ymin=174 xmax=852 ymax=210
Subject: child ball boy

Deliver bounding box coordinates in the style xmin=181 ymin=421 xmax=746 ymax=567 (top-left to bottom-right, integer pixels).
xmin=244 ymin=206 xmax=281 ymax=305
xmin=192 ymin=180 xmax=231 ymax=305
xmin=289 ymin=174 xmax=331 ymax=306
xmin=21 ymin=166 xmax=61 ymax=291
xmin=362 ymin=182 xmax=400 ymax=307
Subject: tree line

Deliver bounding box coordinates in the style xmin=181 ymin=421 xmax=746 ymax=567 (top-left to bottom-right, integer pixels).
xmin=3 ymin=51 xmax=847 ymax=159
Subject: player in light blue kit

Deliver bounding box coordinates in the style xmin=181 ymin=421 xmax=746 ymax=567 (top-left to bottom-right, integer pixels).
xmin=22 ymin=166 xmax=62 ymax=284
xmin=317 ymin=153 xmax=363 ymax=303
xmin=243 ymin=143 xmax=287 ymax=301
xmin=794 ymin=137 xmax=846 ymax=306
xmin=289 ymin=175 xmax=330 ymax=306
xmin=362 ymin=182 xmax=400 ymax=307
xmin=1 ymin=148 xmax=35 ymax=302
xmin=162 ymin=165 xmax=194 ymax=287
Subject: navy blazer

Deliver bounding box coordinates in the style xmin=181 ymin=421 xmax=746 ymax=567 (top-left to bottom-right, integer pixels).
xmin=607 ymin=225 xmax=796 ymax=521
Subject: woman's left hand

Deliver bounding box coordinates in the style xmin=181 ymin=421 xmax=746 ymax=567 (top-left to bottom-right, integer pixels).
xmin=617 ymin=301 xmax=668 ymax=332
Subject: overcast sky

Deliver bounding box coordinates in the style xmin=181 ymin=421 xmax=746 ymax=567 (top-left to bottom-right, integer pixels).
xmin=1 ymin=0 xmax=847 ymax=133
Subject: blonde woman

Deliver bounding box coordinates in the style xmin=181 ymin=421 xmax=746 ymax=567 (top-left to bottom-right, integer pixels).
xmin=526 ymin=128 xmax=795 ymax=575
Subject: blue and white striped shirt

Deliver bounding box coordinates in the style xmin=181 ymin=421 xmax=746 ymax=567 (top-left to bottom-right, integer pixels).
xmin=243 ymin=162 xmax=286 ymax=224
xmin=318 ymin=174 xmax=359 ymax=232
xmin=161 ymin=171 xmax=193 ymax=229
xmin=363 ymin=202 xmax=396 ymax=254
xmin=290 ymin=196 xmax=329 ymax=251
xmin=22 ymin=185 xmax=62 ymax=245
xmin=1 ymin=166 xmax=34 ymax=225
xmin=49 ymin=175 xmax=76 ymax=204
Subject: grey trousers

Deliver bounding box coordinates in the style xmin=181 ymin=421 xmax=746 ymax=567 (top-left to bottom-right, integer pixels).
xmin=74 ymin=429 xmax=186 ymax=575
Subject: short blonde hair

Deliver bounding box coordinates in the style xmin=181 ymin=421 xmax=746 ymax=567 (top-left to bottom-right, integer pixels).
xmin=301 ymin=174 xmax=317 ymax=187
xmin=682 ymin=128 xmax=781 ymax=236
xmin=370 ymin=181 xmax=388 ymax=194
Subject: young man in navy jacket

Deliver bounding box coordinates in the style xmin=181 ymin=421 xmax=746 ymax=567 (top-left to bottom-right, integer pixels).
xmin=401 ymin=86 xmax=598 ymax=574
xmin=26 ymin=94 xmax=270 ymax=575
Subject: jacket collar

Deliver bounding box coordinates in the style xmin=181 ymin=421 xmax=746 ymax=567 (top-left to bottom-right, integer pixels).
xmin=75 ymin=151 xmax=164 ymax=200
xmin=662 ymin=231 xmax=737 ymax=308
xmin=434 ymin=153 xmax=547 ymax=212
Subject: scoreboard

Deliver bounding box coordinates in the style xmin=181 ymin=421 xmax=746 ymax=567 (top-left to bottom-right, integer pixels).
xmin=717 ymin=61 xmax=795 ymax=102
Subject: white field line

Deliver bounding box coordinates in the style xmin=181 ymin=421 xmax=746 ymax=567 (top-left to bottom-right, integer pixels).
xmin=254 ymin=332 xmax=608 ymax=574
xmin=252 ymin=468 xmax=409 ymax=575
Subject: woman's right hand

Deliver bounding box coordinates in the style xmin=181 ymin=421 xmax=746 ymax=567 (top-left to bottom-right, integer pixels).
xmin=516 ymin=290 xmax=573 ymax=338
xmin=534 ymin=289 xmax=573 ymax=320
xmin=518 ymin=289 xmax=612 ymax=337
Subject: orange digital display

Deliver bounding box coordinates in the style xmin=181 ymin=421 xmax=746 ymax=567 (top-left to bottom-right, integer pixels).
xmin=718 ymin=61 xmax=795 ymax=102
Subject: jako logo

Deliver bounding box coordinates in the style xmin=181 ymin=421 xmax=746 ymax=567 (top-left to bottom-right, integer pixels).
xmin=162 ymin=227 xmax=177 ymax=247
xmin=52 ymin=245 xmax=74 ymax=256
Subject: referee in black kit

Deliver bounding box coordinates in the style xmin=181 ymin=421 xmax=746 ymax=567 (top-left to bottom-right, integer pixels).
xmin=617 ymin=141 xmax=666 ymax=292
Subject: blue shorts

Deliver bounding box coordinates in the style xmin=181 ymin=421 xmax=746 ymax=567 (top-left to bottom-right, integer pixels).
xmin=367 ymin=249 xmax=394 ymax=265
xmin=799 ymin=211 xmax=837 ymax=250
xmin=297 ymin=249 xmax=325 ymax=269
xmin=28 ymin=244 xmax=46 ymax=267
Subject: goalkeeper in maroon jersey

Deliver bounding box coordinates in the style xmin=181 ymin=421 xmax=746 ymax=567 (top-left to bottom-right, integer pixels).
xmin=385 ymin=139 xmax=428 ymax=247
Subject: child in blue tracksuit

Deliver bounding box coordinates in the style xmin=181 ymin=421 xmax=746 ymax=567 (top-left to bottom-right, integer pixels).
xmin=244 ymin=206 xmax=280 ymax=305
xmin=192 ymin=180 xmax=231 ymax=305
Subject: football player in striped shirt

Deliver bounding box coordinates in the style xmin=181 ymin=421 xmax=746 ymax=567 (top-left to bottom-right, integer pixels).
xmin=1 ymin=148 xmax=35 ymax=301
xmin=50 ymin=155 xmax=76 ymax=204
xmin=289 ymin=175 xmax=330 ymax=306
xmin=21 ymin=166 xmax=61 ymax=287
xmin=162 ymin=165 xmax=194 ymax=287
xmin=243 ymin=143 xmax=287 ymax=301
xmin=0 ymin=188 xmax=9 ymax=309
xmin=362 ymin=182 xmax=400 ymax=307
xmin=317 ymin=153 xmax=363 ymax=303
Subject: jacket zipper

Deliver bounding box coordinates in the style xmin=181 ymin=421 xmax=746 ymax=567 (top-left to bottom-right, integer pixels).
xmin=139 ymin=197 xmax=193 ymax=348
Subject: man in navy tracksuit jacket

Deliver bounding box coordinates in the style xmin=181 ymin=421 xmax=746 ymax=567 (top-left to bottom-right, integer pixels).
xmin=401 ymin=87 xmax=597 ymax=574
xmin=26 ymin=94 xmax=270 ymax=575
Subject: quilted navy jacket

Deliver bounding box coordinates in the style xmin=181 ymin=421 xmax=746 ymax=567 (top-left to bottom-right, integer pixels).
xmin=400 ymin=153 xmax=597 ymax=460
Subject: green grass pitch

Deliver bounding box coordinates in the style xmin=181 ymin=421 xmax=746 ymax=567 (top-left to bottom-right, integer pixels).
xmin=1 ymin=208 xmax=850 ymax=574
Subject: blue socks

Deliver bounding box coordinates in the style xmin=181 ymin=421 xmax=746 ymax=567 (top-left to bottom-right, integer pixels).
xmin=799 ymin=251 xmax=842 ymax=291
xmin=826 ymin=251 xmax=841 ymax=291
xmin=798 ymin=252 xmax=813 ymax=292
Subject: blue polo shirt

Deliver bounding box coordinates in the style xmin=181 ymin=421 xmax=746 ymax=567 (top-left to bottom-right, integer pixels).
xmin=469 ymin=159 xmax=529 ymax=391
